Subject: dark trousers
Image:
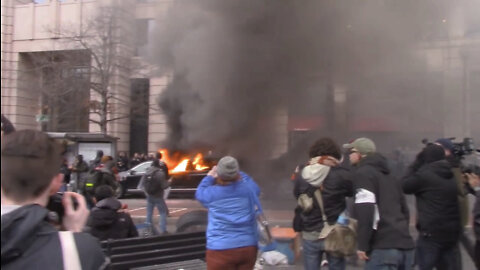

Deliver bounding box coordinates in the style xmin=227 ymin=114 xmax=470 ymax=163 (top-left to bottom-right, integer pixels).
xmin=206 ymin=246 xmax=257 ymax=270
xmin=475 ymin=240 xmax=480 ymax=270
xmin=416 ymin=236 xmax=459 ymax=270
xmin=365 ymin=248 xmax=414 ymax=270
xmin=302 ymin=238 xmax=346 ymax=270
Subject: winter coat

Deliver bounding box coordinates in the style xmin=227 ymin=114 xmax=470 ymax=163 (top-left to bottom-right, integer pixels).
xmin=403 ymin=160 xmax=461 ymax=245
xmin=353 ymin=153 xmax=414 ymax=252
xmin=1 ymin=204 xmax=107 ymax=270
xmin=293 ymin=164 xmax=354 ymax=235
xmin=474 ymin=190 xmax=480 ymax=241
xmin=73 ymin=160 xmax=89 ymax=173
xmin=86 ymin=198 xmax=139 ymax=241
xmin=99 ymin=165 xmax=118 ymax=190
xmin=195 ymin=172 xmax=260 ymax=250
xmin=116 ymin=156 xmax=130 ymax=172
xmin=72 ymin=160 xmax=89 ymax=186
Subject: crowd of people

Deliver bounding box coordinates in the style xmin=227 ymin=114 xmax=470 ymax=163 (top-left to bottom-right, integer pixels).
xmin=1 ymin=127 xmax=479 ymax=270
xmin=62 ymin=150 xmax=159 ymax=192
xmin=193 ymin=136 xmax=480 ymax=270
xmin=291 ymin=137 xmax=480 ymax=270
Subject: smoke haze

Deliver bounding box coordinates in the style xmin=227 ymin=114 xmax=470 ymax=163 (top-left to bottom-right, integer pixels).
xmin=151 ymin=0 xmax=480 ymax=165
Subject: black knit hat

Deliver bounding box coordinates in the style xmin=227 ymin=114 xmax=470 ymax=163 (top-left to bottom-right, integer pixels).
xmin=423 ymin=144 xmax=445 ymax=164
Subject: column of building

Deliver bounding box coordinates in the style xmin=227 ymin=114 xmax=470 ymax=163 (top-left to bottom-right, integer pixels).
xmin=1 ymin=0 xmax=16 ymax=121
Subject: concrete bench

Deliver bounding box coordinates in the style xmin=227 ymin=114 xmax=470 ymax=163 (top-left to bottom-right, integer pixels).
xmin=101 ymin=231 xmax=206 ymax=270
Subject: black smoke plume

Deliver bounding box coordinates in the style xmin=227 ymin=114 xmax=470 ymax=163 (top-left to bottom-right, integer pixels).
xmin=151 ymin=0 xmax=478 ymax=165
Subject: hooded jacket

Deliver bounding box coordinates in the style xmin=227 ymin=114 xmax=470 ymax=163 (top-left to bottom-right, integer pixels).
xmin=293 ymin=161 xmax=353 ymax=237
xmin=1 ymin=204 xmax=107 ymax=270
xmin=353 ymin=153 xmax=414 ymax=252
xmin=86 ymin=197 xmax=138 ymax=241
xmin=195 ymin=172 xmax=260 ymax=250
xmin=474 ymin=190 xmax=480 ymax=241
xmin=403 ymin=160 xmax=461 ymax=244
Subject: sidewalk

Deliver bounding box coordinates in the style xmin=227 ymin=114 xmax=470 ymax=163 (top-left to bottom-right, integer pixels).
xmin=130 ymin=210 xmax=366 ymax=270
xmin=124 ymin=196 xmax=477 ymax=270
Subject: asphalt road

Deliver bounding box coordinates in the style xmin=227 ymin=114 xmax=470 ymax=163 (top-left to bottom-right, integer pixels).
xmin=120 ymin=192 xmax=477 ymax=270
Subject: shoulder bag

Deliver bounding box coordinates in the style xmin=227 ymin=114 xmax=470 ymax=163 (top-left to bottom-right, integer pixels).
xmin=58 ymin=231 xmax=82 ymax=270
xmin=248 ymin=185 xmax=275 ymax=249
xmin=314 ymin=189 xmax=358 ymax=257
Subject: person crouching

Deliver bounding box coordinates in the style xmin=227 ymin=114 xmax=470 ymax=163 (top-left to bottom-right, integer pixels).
xmin=86 ymin=185 xmax=138 ymax=241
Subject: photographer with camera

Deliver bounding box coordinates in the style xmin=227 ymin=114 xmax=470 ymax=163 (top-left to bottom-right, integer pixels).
xmin=1 ymin=130 xmax=108 ymax=269
xmin=435 ymin=138 xmax=470 ymax=224
xmin=435 ymin=138 xmax=477 ymax=266
xmin=403 ymin=144 xmax=461 ymax=270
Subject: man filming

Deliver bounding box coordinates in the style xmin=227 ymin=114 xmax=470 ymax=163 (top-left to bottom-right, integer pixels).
xmin=435 ymin=138 xmax=475 ymax=266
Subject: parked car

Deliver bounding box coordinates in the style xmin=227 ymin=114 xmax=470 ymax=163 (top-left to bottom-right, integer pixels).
xmin=117 ymin=161 xmax=207 ymax=199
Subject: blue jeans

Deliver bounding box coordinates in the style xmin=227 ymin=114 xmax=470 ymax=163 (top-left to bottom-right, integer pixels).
xmin=415 ymin=236 xmax=458 ymax=270
xmin=146 ymin=195 xmax=168 ymax=233
xmin=365 ymin=248 xmax=414 ymax=270
xmin=302 ymin=238 xmax=345 ymax=270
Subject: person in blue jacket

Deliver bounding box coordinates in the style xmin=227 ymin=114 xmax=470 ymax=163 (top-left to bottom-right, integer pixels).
xmin=195 ymin=155 xmax=260 ymax=270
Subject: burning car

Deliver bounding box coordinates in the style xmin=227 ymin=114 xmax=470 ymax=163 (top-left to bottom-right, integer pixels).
xmin=117 ymin=150 xmax=215 ymax=199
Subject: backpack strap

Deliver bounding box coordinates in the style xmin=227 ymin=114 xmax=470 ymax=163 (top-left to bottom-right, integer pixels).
xmin=58 ymin=231 xmax=81 ymax=270
xmin=313 ymin=188 xmax=328 ymax=223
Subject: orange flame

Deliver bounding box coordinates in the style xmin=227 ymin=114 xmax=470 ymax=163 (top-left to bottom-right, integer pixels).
xmin=158 ymin=149 xmax=210 ymax=174
xmin=192 ymin=153 xmax=209 ymax=171
xmin=171 ymin=159 xmax=189 ymax=173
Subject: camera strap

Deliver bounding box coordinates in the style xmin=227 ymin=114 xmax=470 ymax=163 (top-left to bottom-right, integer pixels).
xmin=59 ymin=231 xmax=81 ymax=270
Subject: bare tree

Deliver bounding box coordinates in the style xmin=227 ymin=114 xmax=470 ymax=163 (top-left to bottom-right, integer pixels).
xmin=67 ymin=4 xmax=137 ymax=133
xmin=24 ymin=3 xmax=150 ymax=134
xmin=21 ymin=50 xmax=90 ymax=132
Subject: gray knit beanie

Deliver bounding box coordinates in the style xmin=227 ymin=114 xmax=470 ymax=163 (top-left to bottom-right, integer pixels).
xmin=217 ymin=156 xmax=239 ymax=181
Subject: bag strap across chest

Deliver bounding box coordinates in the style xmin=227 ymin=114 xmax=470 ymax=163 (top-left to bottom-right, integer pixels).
xmin=58 ymin=231 xmax=81 ymax=270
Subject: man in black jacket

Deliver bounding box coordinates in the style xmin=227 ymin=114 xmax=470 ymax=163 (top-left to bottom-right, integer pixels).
xmin=86 ymin=185 xmax=138 ymax=241
xmin=1 ymin=130 xmax=108 ymax=270
xmin=344 ymin=137 xmax=414 ymax=270
xmin=293 ymin=137 xmax=354 ymax=270
xmin=466 ymin=172 xmax=480 ymax=269
xmin=403 ymin=144 xmax=461 ymax=270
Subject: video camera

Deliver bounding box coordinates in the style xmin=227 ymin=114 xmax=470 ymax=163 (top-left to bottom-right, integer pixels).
xmin=449 ymin=137 xmax=477 ymax=158
xmin=422 ymin=137 xmax=478 ymax=159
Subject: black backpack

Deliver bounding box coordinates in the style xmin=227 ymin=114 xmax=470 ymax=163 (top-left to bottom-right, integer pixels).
xmin=143 ymin=169 xmax=167 ymax=195
xmin=85 ymin=170 xmax=104 ymax=193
